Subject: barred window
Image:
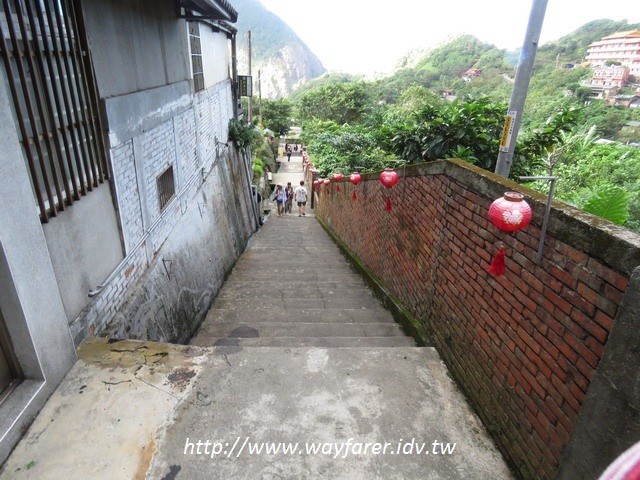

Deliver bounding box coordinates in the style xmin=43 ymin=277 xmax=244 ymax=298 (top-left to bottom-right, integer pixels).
xmin=157 ymin=165 xmax=175 ymax=211
xmin=0 ymin=0 xmax=109 ymax=222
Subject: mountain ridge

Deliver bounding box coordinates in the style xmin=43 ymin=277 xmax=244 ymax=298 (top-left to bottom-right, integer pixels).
xmin=233 ymin=0 xmax=326 ymax=99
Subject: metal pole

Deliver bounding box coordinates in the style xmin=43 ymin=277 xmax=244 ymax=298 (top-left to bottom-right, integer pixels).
xmin=258 ymin=69 xmax=263 ymax=126
xmin=247 ymin=30 xmax=253 ymax=123
xmin=495 ymin=0 xmax=548 ymax=178
xmin=231 ymin=32 xmax=239 ymax=119
xmin=519 ymin=176 xmax=556 ymax=264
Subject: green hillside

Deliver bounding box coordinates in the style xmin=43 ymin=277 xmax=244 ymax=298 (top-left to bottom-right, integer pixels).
xmin=276 ymin=19 xmax=640 ymax=231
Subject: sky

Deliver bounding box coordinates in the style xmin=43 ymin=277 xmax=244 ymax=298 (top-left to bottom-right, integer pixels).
xmin=258 ymin=0 xmax=640 ymax=75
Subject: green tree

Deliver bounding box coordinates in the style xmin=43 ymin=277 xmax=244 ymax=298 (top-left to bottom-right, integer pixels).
xmin=261 ymin=98 xmax=292 ymax=137
xmin=388 ymin=96 xmax=505 ymax=169
xmin=297 ymin=82 xmax=370 ymax=125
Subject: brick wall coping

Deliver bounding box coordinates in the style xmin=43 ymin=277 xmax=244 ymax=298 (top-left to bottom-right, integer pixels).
xmin=346 ymin=158 xmax=640 ymax=277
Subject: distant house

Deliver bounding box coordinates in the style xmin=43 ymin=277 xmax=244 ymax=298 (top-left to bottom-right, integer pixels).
xmin=591 ymin=65 xmax=630 ymax=88
xmin=0 ymin=0 xmax=257 ymax=465
xmin=461 ymin=68 xmax=482 ymax=81
xmin=611 ymin=95 xmax=640 ymax=108
xmin=580 ymin=82 xmax=619 ymax=100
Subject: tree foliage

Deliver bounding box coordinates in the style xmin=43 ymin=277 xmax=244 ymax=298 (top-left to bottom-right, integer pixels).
xmin=289 ymin=21 xmax=640 ymax=231
xmin=261 ymin=98 xmax=292 ymax=137
xmin=297 ymin=82 xmax=370 ymax=125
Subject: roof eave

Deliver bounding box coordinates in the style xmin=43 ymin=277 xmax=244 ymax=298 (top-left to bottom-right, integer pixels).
xmin=177 ymin=0 xmax=238 ymax=23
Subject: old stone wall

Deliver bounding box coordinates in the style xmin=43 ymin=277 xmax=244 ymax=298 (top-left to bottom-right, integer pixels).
xmin=313 ymin=159 xmax=640 ymax=479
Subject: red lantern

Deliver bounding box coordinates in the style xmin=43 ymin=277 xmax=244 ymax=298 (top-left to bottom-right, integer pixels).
xmin=333 ymin=173 xmax=343 ymax=191
xmin=323 ymin=178 xmax=330 ymax=195
xmin=489 ymin=192 xmax=532 ymax=232
xmin=487 ymin=192 xmax=532 ymax=276
xmin=313 ymin=180 xmax=321 ymax=195
xmin=379 ymin=168 xmax=399 ymax=211
xmin=349 ymin=172 xmax=362 ymax=200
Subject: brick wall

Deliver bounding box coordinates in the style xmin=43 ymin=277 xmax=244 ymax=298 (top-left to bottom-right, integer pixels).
xmin=314 ymin=159 xmax=640 ymax=479
xmin=111 ymin=140 xmax=143 ymax=252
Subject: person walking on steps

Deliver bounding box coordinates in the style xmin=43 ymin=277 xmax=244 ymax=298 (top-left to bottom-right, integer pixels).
xmin=272 ymin=184 xmax=286 ymax=217
xmin=286 ymin=144 xmax=292 ymax=162
xmin=285 ymin=182 xmax=294 ymax=214
xmin=294 ymin=180 xmax=308 ymax=217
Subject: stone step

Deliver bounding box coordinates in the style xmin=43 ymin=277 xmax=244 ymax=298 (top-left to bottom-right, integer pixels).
xmin=195 ymin=322 xmax=406 ymax=339
xmin=203 ymin=308 xmax=396 ymax=324
xmin=211 ymin=296 xmax=386 ymax=311
xmin=220 ymin=280 xmax=368 ymax=290
xmin=216 ymin=287 xmax=376 ymax=300
xmin=190 ymin=336 xmax=417 ymax=348
xmin=233 ymin=264 xmax=351 ymax=271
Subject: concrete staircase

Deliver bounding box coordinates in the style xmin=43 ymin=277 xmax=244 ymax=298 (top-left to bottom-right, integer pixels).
xmin=191 ymin=211 xmax=416 ymax=348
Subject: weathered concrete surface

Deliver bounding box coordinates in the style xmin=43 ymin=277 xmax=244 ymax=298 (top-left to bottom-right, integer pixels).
xmin=0 ymin=338 xmax=208 ymax=480
xmin=0 ymin=340 xmax=513 ymax=480
xmin=147 ymin=346 xmax=514 ymax=480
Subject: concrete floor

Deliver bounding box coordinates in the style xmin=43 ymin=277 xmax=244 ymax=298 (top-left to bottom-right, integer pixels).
xmin=0 ymin=339 xmax=513 ymax=480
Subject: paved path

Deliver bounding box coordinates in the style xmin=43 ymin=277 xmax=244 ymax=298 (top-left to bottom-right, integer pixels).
xmin=0 ymin=153 xmax=514 ymax=479
xmin=271 ymin=148 xmax=305 ymax=189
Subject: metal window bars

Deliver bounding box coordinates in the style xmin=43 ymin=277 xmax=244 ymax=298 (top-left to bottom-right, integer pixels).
xmin=0 ymin=0 xmax=109 ymax=222
xmin=157 ymin=165 xmax=175 ymax=211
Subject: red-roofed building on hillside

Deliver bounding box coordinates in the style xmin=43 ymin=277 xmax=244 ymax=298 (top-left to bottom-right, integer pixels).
xmin=585 ymin=30 xmax=640 ymax=81
xmin=461 ymin=68 xmax=482 ymax=82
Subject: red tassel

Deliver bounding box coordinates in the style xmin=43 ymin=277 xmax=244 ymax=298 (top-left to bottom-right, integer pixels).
xmin=488 ymin=247 xmax=506 ymax=276
xmin=337 ymin=185 xmax=340 ymax=191
xmin=352 ymin=191 xmax=357 ymax=200
xmin=385 ymin=196 xmax=393 ymax=212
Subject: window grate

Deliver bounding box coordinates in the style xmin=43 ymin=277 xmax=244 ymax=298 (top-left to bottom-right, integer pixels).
xmin=0 ymin=0 xmax=109 ymax=222
xmin=157 ymin=165 xmax=175 ymax=211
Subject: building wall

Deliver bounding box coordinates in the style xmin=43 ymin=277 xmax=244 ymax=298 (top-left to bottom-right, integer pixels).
xmin=82 ymin=0 xmax=190 ymax=98
xmin=201 ymin=24 xmax=231 ymax=88
xmin=69 ymin=78 xmax=253 ymax=345
xmin=42 ymin=186 xmax=125 ymax=323
xmin=0 ymin=68 xmax=76 ymax=466
xmin=0 ymin=0 xmax=249 ymax=464
xmin=312 ymin=160 xmax=640 ymax=480
xmin=60 ymin=0 xmax=254 ymax=344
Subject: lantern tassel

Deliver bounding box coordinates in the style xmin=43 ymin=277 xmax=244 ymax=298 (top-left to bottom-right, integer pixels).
xmin=337 ymin=185 xmax=340 ymax=191
xmin=352 ymin=191 xmax=357 ymax=200
xmin=488 ymin=247 xmax=506 ymax=276
xmin=386 ymin=196 xmax=393 ymax=212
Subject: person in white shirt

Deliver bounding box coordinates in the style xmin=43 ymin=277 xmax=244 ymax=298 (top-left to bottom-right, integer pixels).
xmin=293 ymin=180 xmax=308 ymax=217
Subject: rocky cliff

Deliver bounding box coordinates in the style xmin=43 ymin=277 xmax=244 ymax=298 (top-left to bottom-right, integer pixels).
xmin=232 ymin=0 xmax=326 ymax=99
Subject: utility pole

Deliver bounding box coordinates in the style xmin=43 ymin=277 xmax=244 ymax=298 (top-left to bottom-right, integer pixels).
xmin=258 ymin=69 xmax=263 ymax=126
xmin=495 ymin=0 xmax=548 ymax=178
xmin=247 ymin=30 xmax=253 ymax=124
xmin=231 ymin=33 xmax=239 ymax=119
